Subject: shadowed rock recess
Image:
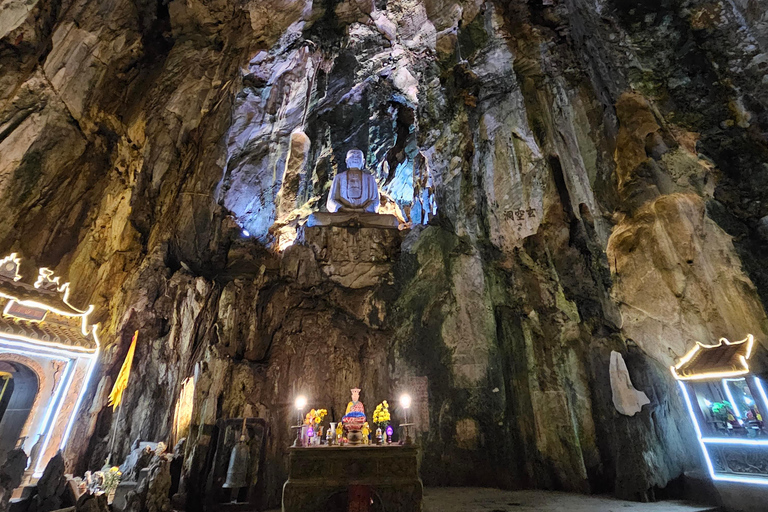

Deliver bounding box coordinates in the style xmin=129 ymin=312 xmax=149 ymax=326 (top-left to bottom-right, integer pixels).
xmin=1 ymin=0 xmax=768 ymax=507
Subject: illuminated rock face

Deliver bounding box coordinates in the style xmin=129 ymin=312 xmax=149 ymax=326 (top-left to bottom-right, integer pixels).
xmin=1 ymin=0 xmax=768 ymax=507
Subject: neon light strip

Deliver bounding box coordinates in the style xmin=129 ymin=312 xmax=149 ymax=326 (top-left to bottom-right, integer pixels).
xmin=671 ymin=335 xmax=755 ymax=380
xmin=681 ymin=381 xmax=768 ymax=486
xmin=679 ymin=381 xmax=717 ymax=477
xmin=1 ymin=339 xmax=99 ymax=474
xmin=722 ymin=379 xmax=743 ymax=424
xmin=711 ymin=474 xmax=768 ymax=486
xmin=0 ymin=334 xmax=97 ymax=355
xmin=0 ymin=345 xmax=69 ymax=362
xmin=755 ymin=377 xmax=768 ymax=414
xmin=59 ymin=354 xmax=98 ymax=452
xmin=702 ymin=438 xmax=768 ymax=446
xmin=674 ymin=369 xmax=750 ymax=381
xmin=0 ymin=291 xmax=97 ymax=339
xmin=34 ymin=358 xmax=73 ymax=439
xmin=0 ymin=345 xmax=71 ymax=446
xmin=34 ymin=360 xmax=77 ymax=475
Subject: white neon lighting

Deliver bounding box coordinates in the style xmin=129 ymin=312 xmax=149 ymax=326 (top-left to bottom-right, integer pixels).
xmin=0 ymin=254 xmax=101 ymax=475
xmin=711 ymin=474 xmax=768 ymax=486
xmin=0 ymin=253 xmax=22 ymax=281
xmin=1 ymin=340 xmax=98 ymax=475
xmin=680 ymin=381 xmax=768 ymax=486
xmin=702 ymin=437 xmax=768 ymax=446
xmin=671 ymin=335 xmax=755 ymax=381
xmin=0 ymin=345 xmax=70 ymax=448
xmin=33 ymin=358 xmax=72 ymax=439
xmin=0 ymin=335 xmax=96 ymax=357
xmin=59 ymin=354 xmax=99 ymax=452
xmin=755 ymin=377 xmax=768 ymax=413
xmin=679 ymin=381 xmax=716 ymax=474
xmin=34 ymin=360 xmax=77 ymax=475
xmin=722 ymin=380 xmax=743 ymax=424
xmin=0 ymin=344 xmax=69 ymax=362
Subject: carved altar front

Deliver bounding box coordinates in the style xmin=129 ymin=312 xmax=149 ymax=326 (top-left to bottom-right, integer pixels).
xmin=282 ymin=446 xmax=422 ymax=512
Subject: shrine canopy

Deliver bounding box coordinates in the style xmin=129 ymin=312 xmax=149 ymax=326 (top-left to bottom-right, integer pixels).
xmin=671 ymin=335 xmax=755 ymax=381
xmin=0 ymin=253 xmax=99 ymax=476
xmin=672 ymin=334 xmax=768 ymax=487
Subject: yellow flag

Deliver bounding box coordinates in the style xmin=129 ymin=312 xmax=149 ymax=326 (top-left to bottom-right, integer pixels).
xmin=108 ymin=330 xmax=138 ymax=410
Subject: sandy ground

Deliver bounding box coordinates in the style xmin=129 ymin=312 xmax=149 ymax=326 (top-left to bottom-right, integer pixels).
xmin=267 ymin=486 xmax=720 ymax=511
xmin=420 ymin=487 xmax=718 ymax=512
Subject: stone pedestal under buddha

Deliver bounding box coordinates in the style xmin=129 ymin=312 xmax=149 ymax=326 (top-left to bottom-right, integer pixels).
xmin=307 ymin=149 xmax=399 ymax=229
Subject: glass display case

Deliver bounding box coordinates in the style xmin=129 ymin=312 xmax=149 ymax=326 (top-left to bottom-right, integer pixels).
xmin=673 ymin=335 xmax=768 ymax=485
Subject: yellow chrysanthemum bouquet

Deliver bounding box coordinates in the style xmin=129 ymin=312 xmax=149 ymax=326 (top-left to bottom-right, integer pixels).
xmin=372 ymin=400 xmax=390 ymax=429
xmin=304 ymin=408 xmax=328 ymax=426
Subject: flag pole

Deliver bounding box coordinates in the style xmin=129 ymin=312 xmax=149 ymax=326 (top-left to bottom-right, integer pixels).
xmin=105 ymin=330 xmax=138 ymax=466
xmin=106 ymin=405 xmax=123 ymax=466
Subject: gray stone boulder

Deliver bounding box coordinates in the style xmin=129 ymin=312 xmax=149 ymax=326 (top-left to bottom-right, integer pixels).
xmin=0 ymin=449 xmax=27 ymax=511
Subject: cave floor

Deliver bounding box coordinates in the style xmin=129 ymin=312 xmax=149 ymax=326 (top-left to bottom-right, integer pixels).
xmin=266 ymin=487 xmax=719 ymax=511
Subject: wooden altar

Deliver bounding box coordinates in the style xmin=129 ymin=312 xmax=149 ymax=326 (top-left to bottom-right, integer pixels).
xmin=281 ymin=446 xmax=422 ymax=512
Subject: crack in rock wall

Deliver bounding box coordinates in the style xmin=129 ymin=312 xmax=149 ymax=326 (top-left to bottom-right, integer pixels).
xmin=1 ymin=0 xmax=768 ymax=507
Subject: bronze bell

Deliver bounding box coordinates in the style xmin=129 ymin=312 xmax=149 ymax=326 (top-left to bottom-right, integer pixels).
xmin=222 ymin=435 xmax=250 ymax=490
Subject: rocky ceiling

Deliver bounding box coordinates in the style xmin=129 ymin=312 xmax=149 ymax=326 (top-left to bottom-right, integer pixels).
xmin=2 ymin=0 xmax=768 ymax=507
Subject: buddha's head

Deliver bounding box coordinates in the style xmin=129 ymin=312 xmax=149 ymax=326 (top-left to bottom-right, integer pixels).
xmin=345 ymin=149 xmax=364 ymax=170
xmin=351 ymin=387 xmax=361 ymax=402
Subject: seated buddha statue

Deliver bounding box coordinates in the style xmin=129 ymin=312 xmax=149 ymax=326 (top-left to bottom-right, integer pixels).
xmin=327 ymin=149 xmax=379 ymax=213
xmin=341 ymin=387 xmax=366 ymax=445
xmin=306 ymin=149 xmax=399 ymax=228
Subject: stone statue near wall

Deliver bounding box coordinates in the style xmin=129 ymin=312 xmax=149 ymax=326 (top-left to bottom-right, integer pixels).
xmin=307 ymin=149 xmax=399 ymax=229
xmin=327 ymin=150 xmax=380 ymax=213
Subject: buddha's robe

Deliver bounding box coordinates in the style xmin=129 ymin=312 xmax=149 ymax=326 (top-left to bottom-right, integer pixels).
xmin=327 ymin=170 xmax=380 ymax=213
xmin=342 ymin=400 xmax=366 ymax=429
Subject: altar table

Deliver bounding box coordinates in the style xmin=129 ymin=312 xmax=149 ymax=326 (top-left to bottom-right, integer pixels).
xmin=281 ymin=445 xmax=422 ymax=512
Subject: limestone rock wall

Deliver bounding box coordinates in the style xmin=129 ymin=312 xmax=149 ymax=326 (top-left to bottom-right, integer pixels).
xmin=1 ymin=0 xmax=768 ymax=507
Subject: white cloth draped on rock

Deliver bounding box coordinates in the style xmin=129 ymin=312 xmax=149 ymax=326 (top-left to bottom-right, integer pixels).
xmin=610 ymin=350 xmax=650 ymax=416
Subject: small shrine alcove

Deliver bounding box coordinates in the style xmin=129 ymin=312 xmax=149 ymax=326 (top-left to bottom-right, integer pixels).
xmin=672 ymin=334 xmax=768 ymax=484
xmin=0 ymin=253 xmax=99 ymax=476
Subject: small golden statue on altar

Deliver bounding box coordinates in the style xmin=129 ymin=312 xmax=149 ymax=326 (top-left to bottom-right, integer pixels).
xmin=341 ymin=387 xmax=366 ymax=445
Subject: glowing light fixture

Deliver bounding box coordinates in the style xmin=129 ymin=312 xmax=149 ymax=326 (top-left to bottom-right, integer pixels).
xmin=670 ymin=335 xmax=754 ymax=381
xmin=755 ymin=377 xmax=768 ymax=412
xmin=295 ymin=395 xmax=307 ymax=410
xmin=34 ymin=359 xmax=76 ymax=475
xmin=722 ymin=380 xmax=743 ymax=424
xmin=673 ymin=334 xmax=768 ymax=486
xmin=400 ymin=394 xmax=412 ymax=409
xmin=242 ymin=229 xmax=250 ymax=237
xmin=59 ymin=354 xmax=99 ymax=452
xmin=0 ymin=254 xmax=100 ymax=475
